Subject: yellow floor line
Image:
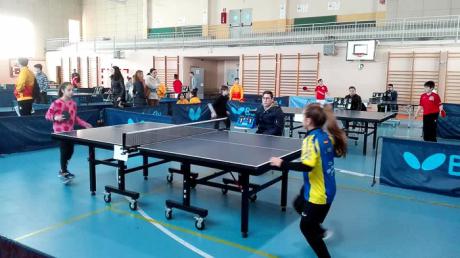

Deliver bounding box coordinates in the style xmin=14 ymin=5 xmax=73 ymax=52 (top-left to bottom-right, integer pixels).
xmin=14 ymin=206 xmax=111 ymax=241
xmin=109 ymin=207 xmax=278 ymax=258
xmin=14 ymin=186 xmax=167 ymax=241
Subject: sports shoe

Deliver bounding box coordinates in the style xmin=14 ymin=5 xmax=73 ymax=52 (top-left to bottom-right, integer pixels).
xmin=322 ymin=230 xmax=334 ymax=241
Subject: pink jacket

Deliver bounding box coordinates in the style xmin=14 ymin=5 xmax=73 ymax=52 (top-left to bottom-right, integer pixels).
xmin=45 ymin=99 xmax=91 ymax=133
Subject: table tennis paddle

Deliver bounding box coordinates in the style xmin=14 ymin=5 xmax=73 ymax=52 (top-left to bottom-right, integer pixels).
xmin=62 ymin=111 xmax=70 ymax=121
xmin=302 ymin=86 xmax=308 ymax=91
xmin=440 ymin=109 xmax=446 ymax=118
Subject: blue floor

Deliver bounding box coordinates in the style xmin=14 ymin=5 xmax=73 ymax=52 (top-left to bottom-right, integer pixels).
xmin=1 ymin=122 xmax=460 ymax=258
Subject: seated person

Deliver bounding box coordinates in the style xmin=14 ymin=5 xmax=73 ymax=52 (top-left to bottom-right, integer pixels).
xmin=254 ymin=91 xmax=285 ymax=136
xmin=189 ymin=88 xmax=201 ymax=104
xmin=176 ymin=93 xmax=189 ymax=104
xmin=378 ymin=83 xmax=398 ymax=112
xmin=344 ymin=86 xmax=363 ymax=111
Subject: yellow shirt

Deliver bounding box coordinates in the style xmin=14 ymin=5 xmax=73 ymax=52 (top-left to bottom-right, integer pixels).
xmin=177 ymin=99 xmax=189 ymax=104
xmin=230 ymin=83 xmax=244 ymax=101
xmin=189 ymin=97 xmax=201 ymax=104
xmin=157 ymin=83 xmax=166 ymax=98
xmin=15 ymin=67 xmax=35 ymax=101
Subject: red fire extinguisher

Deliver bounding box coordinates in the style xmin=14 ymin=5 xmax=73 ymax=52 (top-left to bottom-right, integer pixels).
xmin=221 ymin=8 xmax=227 ymax=24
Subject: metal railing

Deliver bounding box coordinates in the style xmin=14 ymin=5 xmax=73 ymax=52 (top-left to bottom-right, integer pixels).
xmin=46 ymin=15 xmax=460 ymax=52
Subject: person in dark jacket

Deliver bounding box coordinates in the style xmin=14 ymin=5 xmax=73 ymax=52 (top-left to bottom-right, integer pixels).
xmin=254 ymin=91 xmax=285 ymax=136
xmin=378 ymin=83 xmax=398 ymax=112
xmin=110 ymin=66 xmax=125 ymax=107
xmin=211 ymin=85 xmax=230 ymax=130
xmin=344 ymin=86 xmax=363 ymax=111
xmin=132 ymin=70 xmax=147 ymax=106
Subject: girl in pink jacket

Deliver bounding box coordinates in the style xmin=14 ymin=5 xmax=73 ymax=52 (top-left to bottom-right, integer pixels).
xmin=46 ymin=82 xmax=92 ymax=183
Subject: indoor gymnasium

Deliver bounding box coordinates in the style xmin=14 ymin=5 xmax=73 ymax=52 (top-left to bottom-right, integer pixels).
xmin=0 ymin=0 xmax=459 ymax=257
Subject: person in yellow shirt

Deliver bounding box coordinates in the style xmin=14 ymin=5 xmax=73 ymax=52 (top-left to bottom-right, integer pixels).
xmin=189 ymin=88 xmax=201 ymax=104
xmin=229 ymin=78 xmax=244 ymax=102
xmin=14 ymin=58 xmax=36 ymax=116
xmin=177 ymin=93 xmax=189 ymax=104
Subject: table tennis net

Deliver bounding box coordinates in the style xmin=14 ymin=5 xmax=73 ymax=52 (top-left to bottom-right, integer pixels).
xmin=122 ymin=118 xmax=226 ymax=148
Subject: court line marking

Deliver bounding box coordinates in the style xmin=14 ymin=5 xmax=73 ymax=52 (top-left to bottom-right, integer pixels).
xmin=110 ymin=208 xmax=279 ymax=258
xmin=126 ymin=198 xmax=213 ymax=258
xmin=13 ymin=186 xmax=168 ymax=241
xmin=14 ymin=206 xmax=111 ymax=241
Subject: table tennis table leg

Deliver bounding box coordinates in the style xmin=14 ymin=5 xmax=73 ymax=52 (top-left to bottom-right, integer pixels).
xmin=142 ymin=154 xmax=148 ymax=180
xmin=182 ymin=162 xmax=191 ymax=207
xmin=280 ymin=169 xmax=288 ymax=212
xmin=165 ymin=162 xmax=208 ymax=230
xmin=88 ymin=146 xmax=96 ymax=195
xmin=363 ymin=122 xmax=369 ymax=155
xmin=240 ymin=173 xmax=250 ymax=238
xmin=289 ymin=116 xmax=294 ymax=137
xmin=373 ymin=122 xmax=378 ymax=149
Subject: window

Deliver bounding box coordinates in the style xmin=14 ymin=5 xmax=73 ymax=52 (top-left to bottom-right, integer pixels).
xmin=0 ymin=15 xmax=35 ymax=58
xmin=69 ymin=19 xmax=80 ymax=43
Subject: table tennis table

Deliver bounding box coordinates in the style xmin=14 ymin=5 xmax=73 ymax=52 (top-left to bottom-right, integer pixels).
xmin=47 ymin=91 xmax=96 ymax=104
xmin=52 ymin=119 xmax=302 ymax=237
xmin=282 ymin=107 xmax=396 ymax=155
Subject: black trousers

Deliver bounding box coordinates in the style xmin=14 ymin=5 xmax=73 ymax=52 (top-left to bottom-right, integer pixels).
xmin=18 ymin=99 xmax=33 ymax=116
xmin=214 ymin=116 xmax=230 ymax=130
xmin=423 ymin=113 xmax=438 ymax=142
xmin=300 ymin=202 xmax=332 ymax=258
xmin=39 ymin=92 xmax=48 ymax=104
xmin=60 ymin=141 xmax=75 ymax=172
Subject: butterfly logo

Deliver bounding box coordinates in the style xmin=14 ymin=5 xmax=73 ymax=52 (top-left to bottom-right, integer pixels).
xmin=231 ymin=106 xmax=246 ymax=115
xmin=403 ymin=152 xmax=447 ymax=171
xmin=188 ymin=107 xmax=202 ymax=121
xmin=127 ymin=118 xmax=145 ymax=124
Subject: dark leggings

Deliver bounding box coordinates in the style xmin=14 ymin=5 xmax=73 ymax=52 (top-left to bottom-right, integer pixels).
xmin=60 ymin=141 xmax=75 ymax=172
xmin=214 ymin=117 xmax=230 ymax=130
xmin=423 ymin=113 xmax=438 ymax=142
xmin=18 ymin=99 xmax=33 ymax=116
xmin=300 ymin=202 xmax=332 ymax=258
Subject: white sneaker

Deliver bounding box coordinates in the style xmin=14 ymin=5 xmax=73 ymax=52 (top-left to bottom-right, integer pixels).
xmin=322 ymin=230 xmax=334 ymax=241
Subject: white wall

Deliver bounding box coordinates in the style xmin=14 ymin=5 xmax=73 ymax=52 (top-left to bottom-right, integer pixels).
xmin=288 ymin=0 xmax=386 ymax=19
xmin=150 ymin=0 xmax=208 ymax=28
xmin=0 ymin=0 xmax=81 ymax=83
xmin=82 ymin=0 xmax=147 ymax=40
xmin=386 ymin=0 xmax=460 ymax=19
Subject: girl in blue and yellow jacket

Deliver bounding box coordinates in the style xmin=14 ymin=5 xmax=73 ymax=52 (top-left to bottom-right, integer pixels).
xmin=271 ymin=104 xmax=347 ymax=258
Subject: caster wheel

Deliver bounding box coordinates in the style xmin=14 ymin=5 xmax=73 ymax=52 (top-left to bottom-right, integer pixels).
xmin=190 ymin=181 xmax=197 ymax=189
xmin=354 ymin=141 xmax=358 ymax=146
xmin=249 ymin=194 xmax=257 ymax=202
xmin=129 ymin=200 xmax=138 ymax=211
xmin=144 ymin=176 xmax=148 ymax=181
xmin=103 ymin=193 xmax=111 ymax=203
xmin=91 ymin=191 xmax=96 ymax=196
xmin=221 ymin=188 xmax=228 ymax=195
xmin=195 ymin=217 xmax=205 ymax=230
xmin=165 ymin=208 xmax=173 ymax=220
xmin=166 ymin=174 xmax=173 ymax=183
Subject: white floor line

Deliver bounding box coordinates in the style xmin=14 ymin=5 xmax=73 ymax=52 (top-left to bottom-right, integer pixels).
xmin=336 ymin=168 xmax=380 ymax=179
xmin=124 ymin=197 xmax=214 ymax=258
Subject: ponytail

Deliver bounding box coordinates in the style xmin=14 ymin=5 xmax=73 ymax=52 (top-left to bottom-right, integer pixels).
xmin=323 ymin=104 xmax=347 ymax=157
